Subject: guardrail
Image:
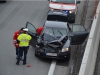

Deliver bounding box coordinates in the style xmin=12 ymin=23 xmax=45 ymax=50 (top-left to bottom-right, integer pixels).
xmin=78 ymin=1 xmax=100 ymax=75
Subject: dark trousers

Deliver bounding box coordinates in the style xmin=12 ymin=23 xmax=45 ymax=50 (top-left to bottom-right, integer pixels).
xmin=15 ymin=47 xmax=19 ymax=56
xmin=15 ymin=47 xmax=23 ymax=57
xmin=16 ymin=47 xmax=28 ymax=64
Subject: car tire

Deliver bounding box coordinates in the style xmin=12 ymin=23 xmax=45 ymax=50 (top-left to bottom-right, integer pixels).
xmin=67 ymin=55 xmax=70 ymax=60
xmin=35 ymin=53 xmax=38 ymax=57
xmin=35 ymin=49 xmax=38 ymax=57
xmin=67 ymin=13 xmax=75 ymax=23
xmin=67 ymin=47 xmax=71 ymax=60
xmin=75 ymin=6 xmax=78 ymax=15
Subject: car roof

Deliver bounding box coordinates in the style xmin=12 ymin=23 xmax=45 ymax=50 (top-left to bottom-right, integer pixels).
xmin=44 ymin=21 xmax=68 ymax=29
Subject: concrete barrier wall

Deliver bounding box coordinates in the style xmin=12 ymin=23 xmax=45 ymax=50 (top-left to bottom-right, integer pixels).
xmin=78 ymin=2 xmax=100 ymax=75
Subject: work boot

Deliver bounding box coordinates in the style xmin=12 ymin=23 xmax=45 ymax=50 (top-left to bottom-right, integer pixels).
xmin=23 ymin=63 xmax=26 ymax=65
xmin=16 ymin=62 xmax=19 ymax=65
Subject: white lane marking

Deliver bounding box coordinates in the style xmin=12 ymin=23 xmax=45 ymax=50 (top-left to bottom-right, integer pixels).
xmin=48 ymin=60 xmax=57 ymax=75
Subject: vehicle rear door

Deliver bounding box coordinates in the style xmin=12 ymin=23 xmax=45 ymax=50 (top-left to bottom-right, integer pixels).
xmin=26 ymin=22 xmax=37 ymax=47
xmin=70 ymin=24 xmax=89 ymax=45
xmin=47 ymin=13 xmax=67 ymax=22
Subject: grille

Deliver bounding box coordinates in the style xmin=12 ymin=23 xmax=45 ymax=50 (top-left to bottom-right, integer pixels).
xmin=45 ymin=47 xmax=59 ymax=53
xmin=52 ymin=9 xmax=69 ymax=13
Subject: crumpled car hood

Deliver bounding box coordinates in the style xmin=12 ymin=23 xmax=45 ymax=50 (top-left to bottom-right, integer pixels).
xmin=37 ymin=33 xmax=68 ymax=52
xmin=39 ymin=34 xmax=68 ymax=49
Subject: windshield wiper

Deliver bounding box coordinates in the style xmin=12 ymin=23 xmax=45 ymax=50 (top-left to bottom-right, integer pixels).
xmin=52 ymin=28 xmax=55 ymax=35
xmin=58 ymin=30 xmax=63 ymax=36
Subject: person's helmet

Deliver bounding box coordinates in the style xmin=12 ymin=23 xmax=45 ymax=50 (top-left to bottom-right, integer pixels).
xmin=23 ymin=28 xmax=28 ymax=32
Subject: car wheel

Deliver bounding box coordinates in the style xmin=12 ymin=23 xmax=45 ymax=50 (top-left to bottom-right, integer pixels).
xmin=76 ymin=6 xmax=78 ymax=15
xmin=35 ymin=49 xmax=38 ymax=57
xmin=35 ymin=53 xmax=38 ymax=57
xmin=67 ymin=13 xmax=75 ymax=23
xmin=67 ymin=47 xmax=71 ymax=60
xmin=35 ymin=52 xmax=38 ymax=57
xmin=67 ymin=55 xmax=70 ymax=60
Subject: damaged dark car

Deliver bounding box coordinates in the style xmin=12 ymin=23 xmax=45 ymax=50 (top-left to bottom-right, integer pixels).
xmin=25 ymin=21 xmax=89 ymax=59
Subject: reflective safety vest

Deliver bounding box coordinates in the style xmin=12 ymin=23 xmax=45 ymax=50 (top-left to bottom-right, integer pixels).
xmin=17 ymin=33 xmax=32 ymax=47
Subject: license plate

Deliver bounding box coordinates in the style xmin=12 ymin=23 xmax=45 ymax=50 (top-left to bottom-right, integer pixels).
xmin=46 ymin=53 xmax=57 ymax=56
xmin=53 ymin=12 xmax=62 ymax=14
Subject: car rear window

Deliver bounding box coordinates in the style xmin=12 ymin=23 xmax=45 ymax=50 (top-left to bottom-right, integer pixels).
xmin=47 ymin=15 xmax=67 ymax=22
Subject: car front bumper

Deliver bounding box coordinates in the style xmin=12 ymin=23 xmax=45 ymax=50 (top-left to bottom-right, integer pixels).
xmin=35 ymin=51 xmax=70 ymax=59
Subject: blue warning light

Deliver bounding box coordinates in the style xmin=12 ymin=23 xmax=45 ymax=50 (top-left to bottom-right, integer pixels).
xmin=66 ymin=10 xmax=68 ymax=13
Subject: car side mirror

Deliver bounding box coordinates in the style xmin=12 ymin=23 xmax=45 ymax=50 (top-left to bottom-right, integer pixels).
xmin=87 ymin=30 xmax=90 ymax=33
xmin=76 ymin=1 xmax=81 ymax=4
xmin=70 ymin=34 xmax=74 ymax=37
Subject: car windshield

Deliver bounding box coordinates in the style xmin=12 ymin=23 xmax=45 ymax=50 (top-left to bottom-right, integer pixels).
xmin=51 ymin=0 xmax=75 ymax=4
xmin=43 ymin=27 xmax=67 ymax=36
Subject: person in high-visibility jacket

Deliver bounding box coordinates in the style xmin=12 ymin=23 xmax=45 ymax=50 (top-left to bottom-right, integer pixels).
xmin=16 ymin=28 xmax=32 ymax=65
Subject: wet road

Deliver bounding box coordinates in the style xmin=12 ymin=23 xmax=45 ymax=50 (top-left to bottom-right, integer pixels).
xmin=0 ymin=1 xmax=86 ymax=75
xmin=0 ymin=1 xmax=51 ymax=75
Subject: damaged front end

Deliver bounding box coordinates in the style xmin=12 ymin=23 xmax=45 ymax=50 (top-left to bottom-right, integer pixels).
xmin=35 ymin=35 xmax=70 ymax=59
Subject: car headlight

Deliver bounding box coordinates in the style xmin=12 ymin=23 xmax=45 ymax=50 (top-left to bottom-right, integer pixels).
xmin=61 ymin=48 xmax=69 ymax=52
xmin=69 ymin=10 xmax=73 ymax=13
xmin=50 ymin=8 xmax=54 ymax=11
xmin=69 ymin=10 xmax=76 ymax=13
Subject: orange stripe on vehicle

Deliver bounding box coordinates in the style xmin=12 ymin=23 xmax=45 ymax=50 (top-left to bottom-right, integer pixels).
xmin=49 ymin=7 xmax=75 ymax=10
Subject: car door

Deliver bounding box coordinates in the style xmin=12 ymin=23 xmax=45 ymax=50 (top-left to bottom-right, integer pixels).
xmin=26 ymin=22 xmax=37 ymax=47
xmin=70 ymin=24 xmax=89 ymax=45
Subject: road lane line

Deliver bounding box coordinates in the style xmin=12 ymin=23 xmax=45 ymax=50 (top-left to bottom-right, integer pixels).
xmin=48 ymin=60 xmax=57 ymax=75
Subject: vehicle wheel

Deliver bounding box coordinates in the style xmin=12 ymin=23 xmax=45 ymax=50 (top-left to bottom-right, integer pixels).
xmin=75 ymin=6 xmax=78 ymax=15
xmin=67 ymin=55 xmax=70 ymax=60
xmin=67 ymin=47 xmax=71 ymax=60
xmin=35 ymin=53 xmax=38 ymax=57
xmin=35 ymin=50 xmax=38 ymax=57
xmin=67 ymin=13 xmax=75 ymax=23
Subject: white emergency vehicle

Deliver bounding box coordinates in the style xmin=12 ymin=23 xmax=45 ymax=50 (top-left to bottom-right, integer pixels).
xmin=49 ymin=0 xmax=80 ymax=14
xmin=48 ymin=0 xmax=81 ymax=23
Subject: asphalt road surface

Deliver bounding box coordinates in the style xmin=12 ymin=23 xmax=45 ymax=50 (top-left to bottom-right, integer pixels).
xmin=0 ymin=1 xmax=86 ymax=75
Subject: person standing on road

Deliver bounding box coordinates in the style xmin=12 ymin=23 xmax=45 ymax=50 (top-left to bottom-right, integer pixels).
xmin=13 ymin=27 xmax=25 ymax=59
xmin=16 ymin=28 xmax=32 ymax=65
